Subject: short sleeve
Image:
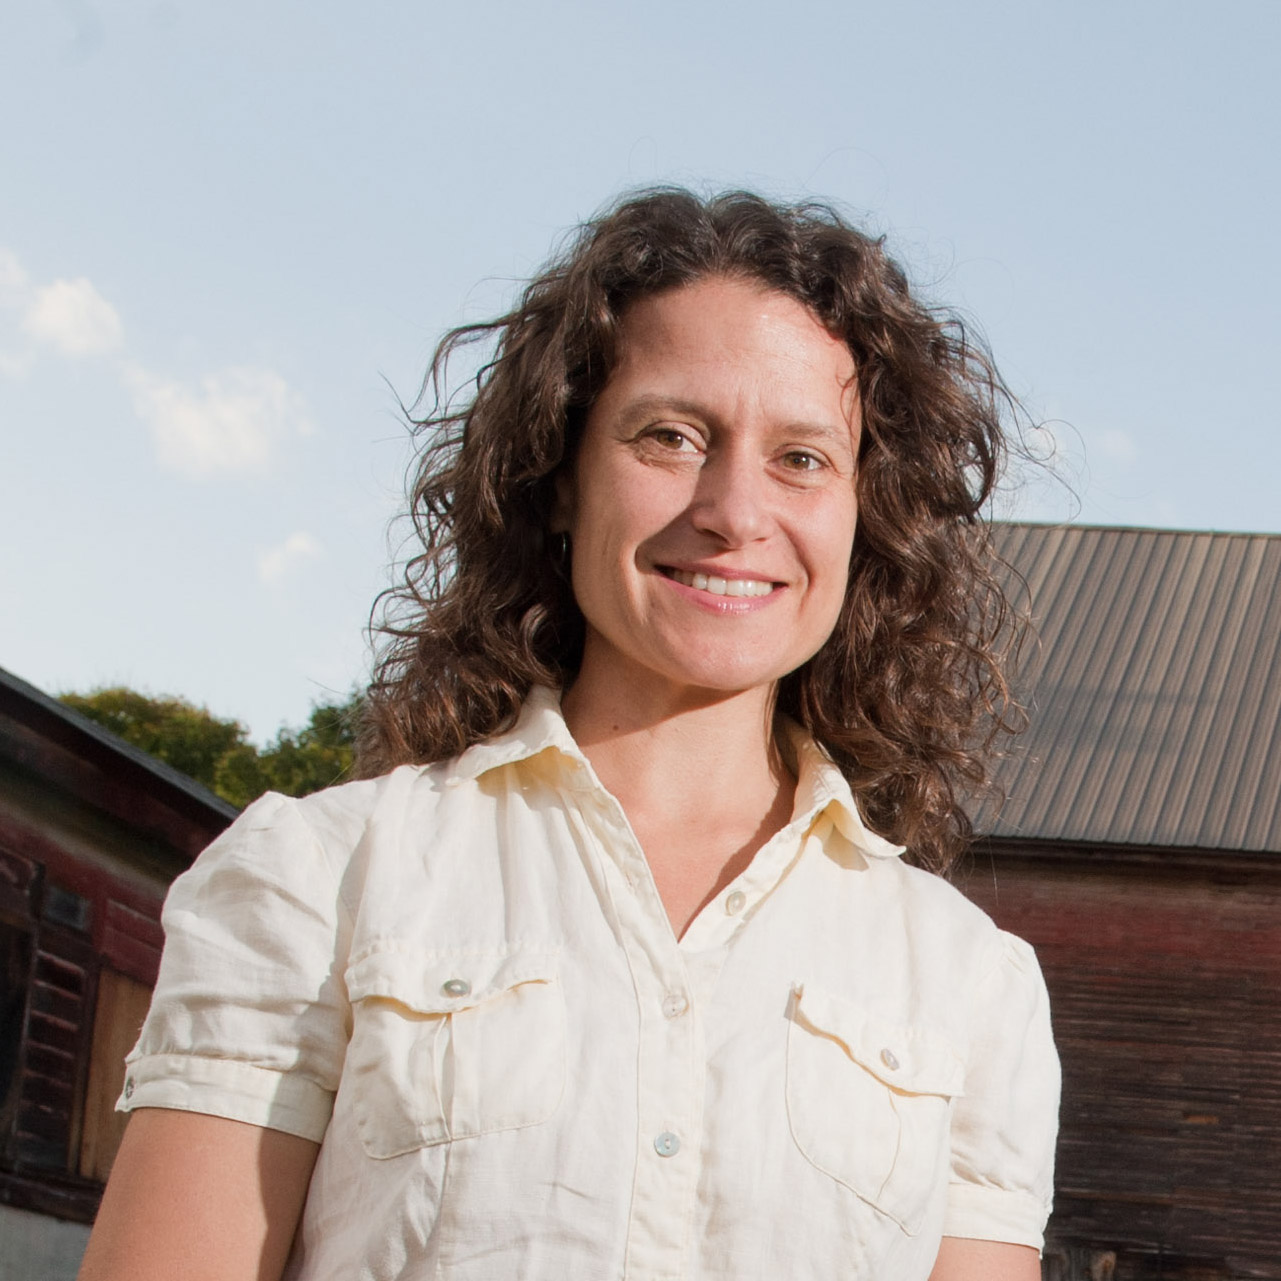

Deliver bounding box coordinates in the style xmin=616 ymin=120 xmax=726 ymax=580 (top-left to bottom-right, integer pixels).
xmin=120 ymin=791 xmax=353 ymax=1142
xmin=943 ymin=930 xmax=1060 ymax=1251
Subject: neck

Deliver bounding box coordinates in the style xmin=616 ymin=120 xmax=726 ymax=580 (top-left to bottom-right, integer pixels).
xmin=561 ymin=675 xmax=789 ymax=828
xmin=562 ymin=675 xmax=797 ymax=938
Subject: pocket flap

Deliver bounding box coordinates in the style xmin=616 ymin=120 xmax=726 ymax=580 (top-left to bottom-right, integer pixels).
xmin=792 ymin=982 xmax=964 ymax=1098
xmin=346 ymin=946 xmax=560 ymax=1013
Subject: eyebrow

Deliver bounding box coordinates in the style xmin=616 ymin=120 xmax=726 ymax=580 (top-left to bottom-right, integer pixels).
xmin=615 ymin=393 xmax=856 ymax=445
xmin=615 ymin=394 xmax=712 ymax=423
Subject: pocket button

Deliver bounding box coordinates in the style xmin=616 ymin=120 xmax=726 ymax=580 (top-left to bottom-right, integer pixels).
xmin=654 ymin=1131 xmax=681 ymax=1158
xmin=441 ymin=978 xmax=471 ymax=997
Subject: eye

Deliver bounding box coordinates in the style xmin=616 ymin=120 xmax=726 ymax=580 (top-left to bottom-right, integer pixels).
xmin=643 ymin=424 xmax=701 ymax=453
xmin=779 ymin=449 xmax=825 ymax=472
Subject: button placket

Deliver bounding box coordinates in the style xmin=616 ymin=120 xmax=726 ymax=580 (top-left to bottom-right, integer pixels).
xmin=567 ymin=781 xmax=703 ymax=1279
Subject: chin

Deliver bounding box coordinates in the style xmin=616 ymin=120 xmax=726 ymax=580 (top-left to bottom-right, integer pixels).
xmin=659 ymin=656 xmax=795 ymax=699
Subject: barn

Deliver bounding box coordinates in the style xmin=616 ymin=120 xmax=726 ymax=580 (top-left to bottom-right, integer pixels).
xmin=2 ymin=521 xmax=1279 ymax=1280
xmin=0 ymin=666 xmax=234 ymax=1281
xmin=963 ymin=523 xmax=1281 ymax=1280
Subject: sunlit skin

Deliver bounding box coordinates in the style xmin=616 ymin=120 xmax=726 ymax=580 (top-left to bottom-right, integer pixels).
xmin=557 ymin=275 xmax=861 ymax=724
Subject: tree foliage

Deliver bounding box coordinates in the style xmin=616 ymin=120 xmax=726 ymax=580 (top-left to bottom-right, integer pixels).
xmin=59 ymin=687 xmax=359 ymax=808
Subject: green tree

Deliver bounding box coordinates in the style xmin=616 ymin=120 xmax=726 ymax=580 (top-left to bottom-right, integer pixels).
xmin=60 ymin=687 xmax=359 ymax=808
xmin=210 ymin=741 xmax=272 ymax=809
xmin=250 ymin=699 xmax=358 ymax=805
xmin=59 ymin=688 xmax=245 ymax=792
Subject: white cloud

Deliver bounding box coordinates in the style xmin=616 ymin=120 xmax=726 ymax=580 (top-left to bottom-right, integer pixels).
xmin=124 ymin=364 xmax=314 ymax=475
xmin=22 ymin=276 xmax=123 ymax=355
xmin=2 ymin=248 xmax=316 ymax=472
xmin=0 ymin=249 xmax=30 ymax=309
xmin=258 ymin=531 xmax=321 ymax=583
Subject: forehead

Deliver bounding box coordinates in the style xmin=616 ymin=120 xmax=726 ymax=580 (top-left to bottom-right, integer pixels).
xmin=598 ymin=276 xmax=859 ymax=433
xmin=612 ymin=275 xmax=852 ymax=375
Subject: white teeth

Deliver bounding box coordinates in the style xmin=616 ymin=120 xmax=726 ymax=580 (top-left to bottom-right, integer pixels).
xmin=669 ymin=569 xmax=773 ymax=598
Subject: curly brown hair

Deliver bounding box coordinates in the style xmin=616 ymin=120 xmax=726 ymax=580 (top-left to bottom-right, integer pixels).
xmin=359 ymin=188 xmax=1027 ymax=874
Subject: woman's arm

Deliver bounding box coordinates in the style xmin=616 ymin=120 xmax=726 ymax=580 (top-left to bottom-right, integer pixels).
xmin=77 ymin=1108 xmax=320 ymax=1281
xmin=929 ymin=1237 xmax=1042 ymax=1281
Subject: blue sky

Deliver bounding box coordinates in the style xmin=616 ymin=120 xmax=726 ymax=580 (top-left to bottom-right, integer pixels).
xmin=2 ymin=0 xmax=1278 ymax=740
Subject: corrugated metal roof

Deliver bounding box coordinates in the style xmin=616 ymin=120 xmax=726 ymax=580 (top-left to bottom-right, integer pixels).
xmin=980 ymin=523 xmax=1281 ymax=853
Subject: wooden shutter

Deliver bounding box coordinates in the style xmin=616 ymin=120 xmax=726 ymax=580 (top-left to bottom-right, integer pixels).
xmin=78 ymin=967 xmax=152 ymax=1181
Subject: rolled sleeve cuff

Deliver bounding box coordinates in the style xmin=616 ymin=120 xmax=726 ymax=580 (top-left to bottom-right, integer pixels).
xmin=118 ymin=1053 xmax=335 ymax=1143
xmin=942 ymin=1182 xmax=1049 ymax=1252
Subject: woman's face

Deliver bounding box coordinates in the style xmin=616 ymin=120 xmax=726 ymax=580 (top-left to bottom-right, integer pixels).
xmin=556 ymin=275 xmax=861 ymax=705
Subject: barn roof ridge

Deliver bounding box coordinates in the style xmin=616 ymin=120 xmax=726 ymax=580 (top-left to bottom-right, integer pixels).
xmin=0 ymin=663 xmax=239 ymax=827
xmin=992 ymin=519 xmax=1281 ymax=540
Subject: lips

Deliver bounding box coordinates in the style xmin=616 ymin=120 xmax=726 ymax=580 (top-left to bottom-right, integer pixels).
xmin=664 ymin=568 xmax=777 ymax=598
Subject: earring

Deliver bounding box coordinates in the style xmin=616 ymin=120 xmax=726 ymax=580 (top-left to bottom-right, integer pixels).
xmin=551 ymin=532 xmax=571 ymax=577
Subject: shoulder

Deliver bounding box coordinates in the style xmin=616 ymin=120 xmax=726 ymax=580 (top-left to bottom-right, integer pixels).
xmin=281 ymin=762 xmax=441 ymax=834
xmin=174 ymin=764 xmax=459 ymax=911
xmin=874 ymin=854 xmax=1014 ymax=973
xmin=242 ymin=757 xmax=471 ymax=846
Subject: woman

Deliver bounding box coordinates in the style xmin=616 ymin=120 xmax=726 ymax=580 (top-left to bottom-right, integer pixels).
xmin=80 ymin=190 xmax=1058 ymax=1281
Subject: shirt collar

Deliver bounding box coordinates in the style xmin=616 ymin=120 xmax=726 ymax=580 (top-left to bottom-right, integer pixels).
xmin=450 ymin=685 xmax=587 ymax=781
xmin=449 ymin=686 xmax=905 ymax=863
xmin=782 ymin=723 xmax=906 ymax=861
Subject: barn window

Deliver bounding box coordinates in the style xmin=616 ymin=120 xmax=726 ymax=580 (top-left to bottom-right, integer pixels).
xmin=0 ymin=918 xmax=34 ymax=1137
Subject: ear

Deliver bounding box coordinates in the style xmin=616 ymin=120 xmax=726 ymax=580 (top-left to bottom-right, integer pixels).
xmin=549 ymin=469 xmax=574 ymax=533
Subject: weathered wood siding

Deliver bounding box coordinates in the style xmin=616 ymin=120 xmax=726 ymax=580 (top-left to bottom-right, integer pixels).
xmin=0 ymin=832 xmax=168 ymax=1223
xmin=960 ymin=846 xmax=1281 ymax=1280
xmin=0 ymin=669 xmax=234 ymax=1228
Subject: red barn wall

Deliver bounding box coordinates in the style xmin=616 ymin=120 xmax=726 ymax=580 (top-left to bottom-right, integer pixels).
xmin=960 ymin=847 xmax=1281 ymax=1280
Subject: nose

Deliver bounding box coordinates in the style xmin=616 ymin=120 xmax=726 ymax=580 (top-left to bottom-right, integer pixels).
xmin=688 ymin=447 xmax=772 ymax=547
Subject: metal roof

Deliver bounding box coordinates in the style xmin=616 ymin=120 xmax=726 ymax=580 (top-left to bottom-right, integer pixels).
xmin=980 ymin=523 xmax=1281 ymax=853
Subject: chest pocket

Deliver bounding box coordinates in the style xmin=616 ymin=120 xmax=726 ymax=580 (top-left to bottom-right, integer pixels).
xmin=344 ymin=947 xmax=566 ymax=1159
xmin=785 ymin=982 xmax=964 ymax=1235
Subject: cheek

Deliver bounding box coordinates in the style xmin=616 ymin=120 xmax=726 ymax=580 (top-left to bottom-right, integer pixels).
xmin=809 ymin=507 xmax=858 ymax=620
xmin=813 ymin=499 xmax=858 ymax=578
xmin=565 ymin=489 xmax=629 ymax=610
xmin=567 ymin=490 xmax=619 ymax=564
xmin=572 ymin=471 xmax=669 ymax=560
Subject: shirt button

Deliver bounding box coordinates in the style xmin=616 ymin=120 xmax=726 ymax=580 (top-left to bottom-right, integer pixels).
xmin=123 ymin=1077 xmax=134 ymax=1100
xmin=725 ymin=890 xmax=747 ymax=915
xmin=880 ymin=1047 xmax=900 ymax=1071
xmin=654 ymin=1131 xmax=681 ymax=1158
xmin=441 ymin=978 xmax=471 ymax=998
xmin=661 ymin=993 xmax=688 ymax=1019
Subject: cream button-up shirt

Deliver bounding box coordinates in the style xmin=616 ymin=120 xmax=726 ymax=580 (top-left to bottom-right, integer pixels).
xmin=123 ymin=687 xmax=1059 ymax=1280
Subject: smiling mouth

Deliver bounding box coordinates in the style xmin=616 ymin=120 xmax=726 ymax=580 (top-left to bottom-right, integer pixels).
xmin=664 ymin=568 xmax=777 ymax=598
